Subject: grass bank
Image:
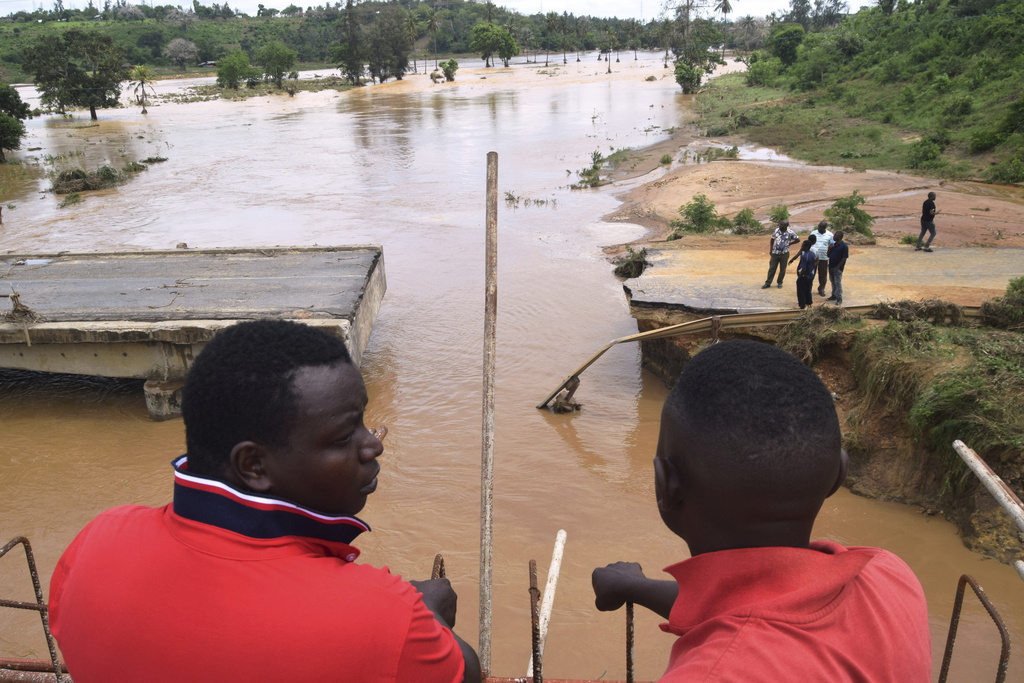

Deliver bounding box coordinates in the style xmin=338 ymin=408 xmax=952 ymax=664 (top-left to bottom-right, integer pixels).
xmin=694 ymin=72 xmax=981 ymax=179
xmin=774 ymin=283 xmax=1024 ymax=560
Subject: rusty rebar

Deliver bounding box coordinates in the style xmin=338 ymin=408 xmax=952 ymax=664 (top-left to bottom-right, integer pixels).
xmin=529 ymin=559 xmax=542 ymax=683
xmin=537 ymin=305 xmax=984 ymax=409
xmin=432 ymin=554 xmax=446 ymax=580
xmin=938 ymin=574 xmax=1011 ymax=683
xmin=0 ymin=537 xmax=64 ymax=682
xmin=625 ymin=602 xmax=634 ymax=683
xmin=479 ymin=150 xmax=499 ymax=672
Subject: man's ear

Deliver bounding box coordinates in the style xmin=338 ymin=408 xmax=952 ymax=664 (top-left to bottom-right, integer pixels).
xmin=229 ymin=441 xmax=273 ymax=493
xmin=654 ymin=455 xmax=685 ymax=513
xmin=826 ymin=448 xmax=849 ymax=498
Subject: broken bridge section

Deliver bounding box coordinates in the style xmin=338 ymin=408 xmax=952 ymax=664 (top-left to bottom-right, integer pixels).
xmin=0 ymin=246 xmax=386 ymax=419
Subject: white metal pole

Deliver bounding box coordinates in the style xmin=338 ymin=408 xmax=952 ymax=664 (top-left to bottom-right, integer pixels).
xmin=527 ymin=529 xmax=567 ymax=677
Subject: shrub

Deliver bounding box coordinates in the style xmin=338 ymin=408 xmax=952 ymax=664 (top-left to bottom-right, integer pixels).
xmin=732 ymin=208 xmax=765 ymax=234
xmin=768 ymin=204 xmax=790 ymax=225
xmin=900 ymin=234 xmax=916 ymax=245
xmin=674 ymin=60 xmax=701 ymax=94
xmin=969 ymin=130 xmax=1003 ymax=154
xmin=613 ymin=246 xmax=648 ymax=278
xmin=745 ymin=56 xmax=781 ymax=87
xmin=440 ymin=59 xmax=458 ymax=81
xmin=985 ymin=157 xmax=1024 ymax=184
xmin=669 ymin=193 xmax=732 ymax=236
xmin=980 ymin=276 xmax=1024 ymax=330
xmin=824 ymin=190 xmax=874 ymax=238
xmin=907 ymin=139 xmax=941 ymax=168
xmin=660 ymin=154 xmax=672 ymax=164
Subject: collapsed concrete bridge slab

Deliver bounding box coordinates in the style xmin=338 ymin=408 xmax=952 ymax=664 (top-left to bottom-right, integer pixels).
xmin=0 ymin=246 xmax=386 ymax=419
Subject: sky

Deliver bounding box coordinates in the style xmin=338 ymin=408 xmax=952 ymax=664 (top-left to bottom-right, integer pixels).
xmin=1 ymin=0 xmax=798 ymax=21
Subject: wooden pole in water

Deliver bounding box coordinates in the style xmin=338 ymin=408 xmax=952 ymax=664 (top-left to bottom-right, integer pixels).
xmin=479 ymin=150 xmax=498 ymax=674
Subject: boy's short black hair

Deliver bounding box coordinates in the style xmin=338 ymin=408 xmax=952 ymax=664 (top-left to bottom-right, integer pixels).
xmin=182 ymin=319 xmax=352 ymax=477
xmin=664 ymin=340 xmax=841 ymax=501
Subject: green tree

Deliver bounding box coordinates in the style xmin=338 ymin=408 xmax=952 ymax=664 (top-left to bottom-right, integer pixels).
xmin=129 ymin=65 xmax=155 ymax=114
xmin=216 ymin=50 xmax=256 ymax=89
xmin=334 ymin=0 xmax=364 ymax=84
xmin=366 ymin=5 xmax=411 ymax=83
xmin=767 ymin=22 xmax=804 ymax=66
xmin=672 ymin=18 xmax=724 ymax=92
xmin=164 ymin=37 xmax=199 ymax=71
xmin=24 ymin=30 xmax=129 ymax=120
xmin=0 ymin=85 xmax=31 ymax=122
xmin=257 ymin=40 xmax=297 ymax=87
xmin=470 ymin=23 xmax=517 ymax=68
xmin=0 ymin=114 xmax=27 ymax=163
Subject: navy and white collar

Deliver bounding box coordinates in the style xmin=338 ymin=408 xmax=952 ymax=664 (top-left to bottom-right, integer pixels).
xmin=172 ymin=455 xmax=370 ymax=545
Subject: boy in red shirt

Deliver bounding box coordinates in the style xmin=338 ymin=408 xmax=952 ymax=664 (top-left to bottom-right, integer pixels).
xmin=592 ymin=340 xmax=931 ymax=682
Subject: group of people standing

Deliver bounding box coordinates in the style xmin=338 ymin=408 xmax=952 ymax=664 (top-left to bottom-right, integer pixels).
xmin=762 ymin=220 xmax=848 ymax=309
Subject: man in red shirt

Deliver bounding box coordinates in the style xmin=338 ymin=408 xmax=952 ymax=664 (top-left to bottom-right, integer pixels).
xmin=592 ymin=340 xmax=931 ymax=682
xmin=49 ymin=320 xmax=480 ymax=683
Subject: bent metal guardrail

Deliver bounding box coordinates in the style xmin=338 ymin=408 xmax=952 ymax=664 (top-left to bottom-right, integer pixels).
xmin=537 ymin=305 xmax=983 ymax=410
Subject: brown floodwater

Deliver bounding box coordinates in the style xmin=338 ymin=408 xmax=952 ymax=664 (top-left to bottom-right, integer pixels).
xmin=1 ymin=55 xmax=1022 ymax=681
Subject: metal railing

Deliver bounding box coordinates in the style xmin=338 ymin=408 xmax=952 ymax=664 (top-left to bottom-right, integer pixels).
xmin=0 ymin=537 xmax=65 ymax=683
xmin=537 ymin=305 xmax=982 ymax=409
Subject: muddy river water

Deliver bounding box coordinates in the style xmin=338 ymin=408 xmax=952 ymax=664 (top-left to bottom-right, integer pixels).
xmin=2 ymin=55 xmax=1022 ymax=680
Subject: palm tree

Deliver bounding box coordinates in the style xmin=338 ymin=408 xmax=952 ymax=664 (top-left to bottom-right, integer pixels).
xmin=545 ymin=12 xmax=559 ymax=66
xmin=560 ymin=13 xmax=569 ymax=64
xmin=405 ymin=14 xmax=419 ymax=73
xmin=485 ymin=1 xmax=495 ymax=23
xmin=575 ymin=17 xmax=588 ymax=62
xmin=605 ymin=27 xmax=615 ymax=72
xmin=129 ymin=65 xmax=155 ymax=115
xmin=521 ymin=26 xmax=533 ymax=62
xmin=737 ymin=15 xmax=758 ymax=55
xmin=627 ymin=19 xmax=640 ymax=60
xmin=715 ymin=0 xmax=733 ymax=57
xmin=426 ymin=9 xmax=440 ymax=70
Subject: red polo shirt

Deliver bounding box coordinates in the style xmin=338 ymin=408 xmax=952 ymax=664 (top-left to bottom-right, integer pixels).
xmin=659 ymin=541 xmax=931 ymax=682
xmin=49 ymin=457 xmax=465 ymax=683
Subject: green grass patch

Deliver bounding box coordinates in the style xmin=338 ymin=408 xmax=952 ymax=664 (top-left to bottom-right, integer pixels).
xmin=694 ymin=73 xmax=985 ymax=179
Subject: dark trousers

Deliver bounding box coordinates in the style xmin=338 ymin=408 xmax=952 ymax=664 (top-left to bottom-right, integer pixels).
xmin=797 ymin=277 xmax=814 ymax=308
xmin=816 ymin=261 xmax=829 ymax=293
xmin=764 ymin=253 xmax=789 ymax=285
xmin=917 ymin=222 xmax=936 ymax=248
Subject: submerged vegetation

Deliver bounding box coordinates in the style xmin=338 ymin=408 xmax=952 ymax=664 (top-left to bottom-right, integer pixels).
xmin=613 ymin=246 xmax=648 ymax=278
xmin=50 ymin=160 xmax=151 ymax=195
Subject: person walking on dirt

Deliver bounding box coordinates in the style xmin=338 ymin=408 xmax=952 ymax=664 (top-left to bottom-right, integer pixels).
xmin=826 ymin=231 xmax=848 ymax=305
xmin=812 ymin=221 xmax=833 ymax=296
xmin=916 ymin=192 xmax=937 ymax=252
xmin=762 ymin=219 xmax=800 ymax=289
xmin=790 ymin=234 xmax=817 ymax=310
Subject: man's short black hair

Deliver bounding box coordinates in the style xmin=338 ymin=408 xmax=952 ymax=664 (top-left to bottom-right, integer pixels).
xmin=928 ymin=192 xmax=936 ymax=199
xmin=182 ymin=319 xmax=352 ymax=477
xmin=834 ymin=230 xmax=845 ymax=241
xmin=817 ymin=221 xmax=828 ymax=230
xmin=664 ymin=340 xmax=841 ymax=501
